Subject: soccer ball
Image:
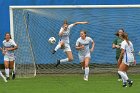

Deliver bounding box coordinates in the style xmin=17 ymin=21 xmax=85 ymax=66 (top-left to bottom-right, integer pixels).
xmin=48 ymin=37 xmax=56 ymax=44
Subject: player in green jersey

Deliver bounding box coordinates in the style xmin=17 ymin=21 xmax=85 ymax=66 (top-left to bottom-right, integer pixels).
xmin=112 ymin=28 xmax=124 ymax=81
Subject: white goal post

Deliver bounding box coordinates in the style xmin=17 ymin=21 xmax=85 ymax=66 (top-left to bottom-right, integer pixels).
xmin=9 ymin=5 xmax=140 ymax=77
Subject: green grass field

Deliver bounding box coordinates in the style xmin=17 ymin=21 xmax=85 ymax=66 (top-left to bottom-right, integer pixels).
xmin=0 ymin=74 xmax=140 ymax=93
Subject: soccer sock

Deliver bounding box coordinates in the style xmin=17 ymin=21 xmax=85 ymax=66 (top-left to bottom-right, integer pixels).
xmin=54 ymin=44 xmax=61 ymax=51
xmin=85 ymin=67 xmax=89 ymax=77
xmin=5 ymin=68 xmax=9 ymax=77
xmin=0 ymin=71 xmax=5 ymax=79
xmin=124 ymin=72 xmax=132 ymax=83
xmin=122 ymin=77 xmax=127 ymax=84
xmin=118 ymin=71 xmax=128 ymax=81
xmin=118 ymin=73 xmax=122 ymax=79
xmin=0 ymin=71 xmax=2 ymax=77
xmin=60 ymin=58 xmax=69 ymax=63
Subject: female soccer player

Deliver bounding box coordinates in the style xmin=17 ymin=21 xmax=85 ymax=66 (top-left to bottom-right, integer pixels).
xmin=52 ymin=20 xmax=88 ymax=67
xmin=112 ymin=28 xmax=124 ymax=81
xmin=118 ymin=32 xmax=134 ymax=87
xmin=75 ymin=30 xmax=95 ymax=81
xmin=2 ymin=32 xmax=18 ymax=80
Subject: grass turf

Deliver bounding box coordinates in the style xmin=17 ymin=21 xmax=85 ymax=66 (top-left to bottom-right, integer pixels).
xmin=0 ymin=74 xmax=140 ymax=93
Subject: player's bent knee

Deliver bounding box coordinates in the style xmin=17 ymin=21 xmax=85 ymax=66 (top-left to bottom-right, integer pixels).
xmin=68 ymin=58 xmax=73 ymax=62
xmin=5 ymin=66 xmax=9 ymax=69
xmin=10 ymin=66 xmax=13 ymax=69
xmin=60 ymin=41 xmax=64 ymax=46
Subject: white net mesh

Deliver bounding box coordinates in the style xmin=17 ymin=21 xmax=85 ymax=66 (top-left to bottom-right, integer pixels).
xmin=10 ymin=6 xmax=140 ymax=77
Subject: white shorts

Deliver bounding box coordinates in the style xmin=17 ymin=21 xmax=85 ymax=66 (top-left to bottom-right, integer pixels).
xmin=78 ymin=52 xmax=91 ymax=62
xmin=123 ymin=56 xmax=135 ymax=66
xmin=63 ymin=43 xmax=71 ymax=52
xmin=123 ymin=61 xmax=134 ymax=66
xmin=4 ymin=54 xmax=15 ymax=61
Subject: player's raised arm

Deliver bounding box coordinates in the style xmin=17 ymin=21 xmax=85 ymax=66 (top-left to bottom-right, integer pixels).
xmin=73 ymin=21 xmax=88 ymax=26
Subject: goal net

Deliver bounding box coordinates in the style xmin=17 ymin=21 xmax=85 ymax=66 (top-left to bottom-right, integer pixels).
xmin=10 ymin=5 xmax=140 ymax=77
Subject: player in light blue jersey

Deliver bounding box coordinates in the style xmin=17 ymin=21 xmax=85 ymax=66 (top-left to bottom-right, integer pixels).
xmin=2 ymin=33 xmax=18 ymax=80
xmin=76 ymin=30 xmax=95 ymax=81
xmin=118 ymin=32 xmax=135 ymax=87
xmin=52 ymin=20 xmax=88 ymax=67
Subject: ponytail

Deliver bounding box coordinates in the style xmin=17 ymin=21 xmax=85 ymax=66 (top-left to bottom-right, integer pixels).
xmin=122 ymin=32 xmax=130 ymax=45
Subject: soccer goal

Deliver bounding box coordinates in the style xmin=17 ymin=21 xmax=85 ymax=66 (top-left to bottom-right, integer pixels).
xmin=10 ymin=5 xmax=140 ymax=78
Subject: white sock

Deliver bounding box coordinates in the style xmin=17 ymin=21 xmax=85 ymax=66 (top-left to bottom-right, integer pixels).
xmin=118 ymin=71 xmax=128 ymax=81
xmin=0 ymin=71 xmax=5 ymax=79
xmin=122 ymin=77 xmax=127 ymax=83
xmin=60 ymin=58 xmax=69 ymax=63
xmin=124 ymin=72 xmax=127 ymax=76
xmin=85 ymin=67 xmax=89 ymax=78
xmin=54 ymin=44 xmax=61 ymax=51
xmin=5 ymin=68 xmax=9 ymax=77
xmin=0 ymin=71 xmax=3 ymax=77
xmin=0 ymin=71 xmax=7 ymax=82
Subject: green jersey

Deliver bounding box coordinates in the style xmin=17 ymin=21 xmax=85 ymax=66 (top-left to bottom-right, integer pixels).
xmin=112 ymin=37 xmax=123 ymax=60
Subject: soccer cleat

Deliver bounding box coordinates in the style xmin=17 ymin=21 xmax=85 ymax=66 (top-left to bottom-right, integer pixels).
xmin=122 ymin=84 xmax=127 ymax=87
xmin=51 ymin=49 xmax=56 ymax=54
xmin=84 ymin=75 xmax=88 ymax=81
xmin=12 ymin=73 xmax=15 ymax=80
xmin=6 ymin=77 xmax=10 ymax=80
xmin=55 ymin=60 xmax=60 ymax=67
xmin=118 ymin=79 xmax=122 ymax=81
xmin=3 ymin=77 xmax=8 ymax=82
xmin=84 ymin=77 xmax=88 ymax=81
xmin=128 ymin=80 xmax=133 ymax=87
xmin=122 ymin=82 xmax=127 ymax=87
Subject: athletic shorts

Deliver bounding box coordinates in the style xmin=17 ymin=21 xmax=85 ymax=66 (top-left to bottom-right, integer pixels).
xmin=63 ymin=43 xmax=71 ymax=52
xmin=78 ymin=52 xmax=91 ymax=62
xmin=122 ymin=55 xmax=135 ymax=66
xmin=123 ymin=61 xmax=134 ymax=66
xmin=4 ymin=54 xmax=15 ymax=61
